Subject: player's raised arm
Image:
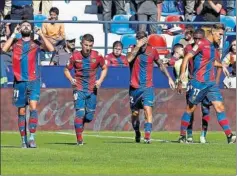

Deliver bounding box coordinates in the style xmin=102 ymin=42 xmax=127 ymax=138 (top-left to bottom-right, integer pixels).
xmin=180 ymin=52 xmax=194 ymax=82
xmin=35 ymin=28 xmax=55 ymax=52
xmin=2 ymin=25 xmax=20 ymax=52
xmin=127 ymin=37 xmax=147 ymax=63
xmin=95 ymin=55 xmax=108 ymax=88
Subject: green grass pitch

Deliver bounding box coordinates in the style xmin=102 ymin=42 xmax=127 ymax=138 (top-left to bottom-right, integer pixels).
xmin=1 ymin=131 xmax=236 ymax=175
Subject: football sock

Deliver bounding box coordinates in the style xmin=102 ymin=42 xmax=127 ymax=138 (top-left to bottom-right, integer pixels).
xmin=18 ymin=115 xmax=27 ymax=143
xmin=74 ymin=117 xmax=84 ymax=142
xmin=144 ymin=122 xmax=152 ymax=139
xmin=217 ymin=112 xmax=232 ymax=136
xmin=29 ymin=110 xmax=38 ymax=141
xmin=180 ymin=112 xmax=192 ymax=136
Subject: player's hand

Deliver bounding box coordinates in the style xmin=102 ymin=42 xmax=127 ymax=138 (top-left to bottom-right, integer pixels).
xmin=35 ymin=27 xmax=43 ymax=36
xmin=13 ymin=25 xmax=20 ymax=34
xmin=222 ymin=66 xmax=230 ymax=77
xmin=176 ymin=81 xmax=183 ymax=94
xmin=168 ymin=78 xmax=175 ymax=90
xmin=136 ymin=37 xmax=148 ymax=48
xmin=95 ymin=79 xmax=102 ymax=88
xmin=70 ymin=78 xmax=77 ymax=85
xmin=179 ymin=72 xmax=186 ymax=82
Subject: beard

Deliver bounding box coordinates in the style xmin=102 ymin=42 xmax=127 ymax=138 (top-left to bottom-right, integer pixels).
xmin=21 ymin=30 xmax=31 ymax=37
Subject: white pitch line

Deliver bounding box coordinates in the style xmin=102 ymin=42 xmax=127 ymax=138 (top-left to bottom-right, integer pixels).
xmin=51 ymin=131 xmax=174 ymax=143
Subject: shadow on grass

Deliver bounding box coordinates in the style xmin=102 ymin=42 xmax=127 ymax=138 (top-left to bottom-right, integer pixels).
xmin=45 ymin=142 xmax=78 ymax=145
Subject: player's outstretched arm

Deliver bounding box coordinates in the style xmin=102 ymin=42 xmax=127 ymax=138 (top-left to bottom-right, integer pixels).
xmin=95 ymin=64 xmax=108 ymax=88
xmin=214 ymin=60 xmax=230 ymax=77
xmin=180 ymin=52 xmax=193 ymax=82
xmin=156 ymin=60 xmax=175 ymax=90
xmin=64 ymin=68 xmax=76 ymax=85
xmin=36 ymin=28 xmax=55 ymax=52
xmin=2 ymin=25 xmax=20 ymax=52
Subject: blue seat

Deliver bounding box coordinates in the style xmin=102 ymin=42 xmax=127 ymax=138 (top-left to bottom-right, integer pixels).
xmin=34 ymin=14 xmax=47 ymax=28
xmin=220 ymin=15 xmax=236 ymax=35
xmin=120 ymin=34 xmax=137 ymax=54
xmin=111 ymin=15 xmax=135 ymax=35
xmin=172 ymin=34 xmax=184 ymax=47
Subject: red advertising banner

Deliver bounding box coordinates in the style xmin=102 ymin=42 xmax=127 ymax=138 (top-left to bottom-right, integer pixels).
xmin=1 ymin=89 xmax=236 ymax=131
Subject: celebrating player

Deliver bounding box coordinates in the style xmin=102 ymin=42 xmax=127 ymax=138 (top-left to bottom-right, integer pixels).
xmin=178 ymin=24 xmax=236 ymax=144
xmin=127 ymin=31 xmax=175 ymax=144
xmin=64 ymin=34 xmax=108 ymax=145
xmin=177 ymin=28 xmax=222 ymax=143
xmin=2 ymin=20 xmax=55 ymax=148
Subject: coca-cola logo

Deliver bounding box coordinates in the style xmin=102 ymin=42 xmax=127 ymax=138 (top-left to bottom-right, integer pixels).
xmin=35 ymin=89 xmax=174 ymax=131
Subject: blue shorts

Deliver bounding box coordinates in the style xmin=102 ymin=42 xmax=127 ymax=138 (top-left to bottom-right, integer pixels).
xmin=186 ymin=79 xmax=223 ymax=105
xmin=73 ymin=90 xmax=97 ymax=119
xmin=129 ymin=87 xmax=155 ymax=111
xmin=13 ymin=79 xmax=40 ymax=107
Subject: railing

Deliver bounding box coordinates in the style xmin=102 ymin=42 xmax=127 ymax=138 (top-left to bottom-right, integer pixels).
xmin=2 ymin=20 xmax=236 ymax=56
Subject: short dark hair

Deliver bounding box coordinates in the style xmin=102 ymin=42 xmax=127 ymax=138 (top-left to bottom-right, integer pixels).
xmin=194 ymin=28 xmax=205 ymax=38
xmin=185 ymin=25 xmax=195 ymax=34
xmin=113 ymin=41 xmax=123 ymax=49
xmin=82 ymin=34 xmax=94 ymax=43
xmin=172 ymin=43 xmax=183 ymax=55
xmin=212 ymin=23 xmax=225 ymax=31
xmin=136 ymin=31 xmax=147 ymax=40
xmin=49 ymin=7 xmax=59 ymax=15
xmin=19 ymin=20 xmax=31 ymax=26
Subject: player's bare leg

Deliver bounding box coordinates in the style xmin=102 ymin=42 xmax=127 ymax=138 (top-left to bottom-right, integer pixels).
xmin=18 ymin=107 xmax=27 ymax=148
xmin=28 ymin=100 xmax=38 ymax=148
xmin=144 ymin=106 xmax=153 ymax=144
xmin=212 ymin=101 xmax=236 ymax=144
xmin=179 ymin=103 xmax=196 ymax=143
xmin=131 ymin=110 xmax=140 ymax=143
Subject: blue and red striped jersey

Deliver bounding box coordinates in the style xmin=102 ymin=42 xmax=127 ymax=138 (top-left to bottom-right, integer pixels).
xmin=12 ymin=39 xmax=40 ymax=81
xmin=128 ymin=45 xmax=160 ymax=88
xmin=188 ymin=38 xmax=219 ymax=83
xmin=105 ymin=53 xmax=128 ymax=67
xmin=66 ymin=50 xmax=105 ymax=93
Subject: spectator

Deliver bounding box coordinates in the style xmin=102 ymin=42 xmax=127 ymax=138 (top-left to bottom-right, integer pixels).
xmin=196 ymin=0 xmax=223 ymax=36
xmin=0 ymin=39 xmax=9 ymax=88
xmin=157 ymin=0 xmax=164 ymax=22
xmin=222 ymin=39 xmax=236 ymax=88
xmin=50 ymin=35 xmax=76 ymax=66
xmin=102 ymin=0 xmax=126 ymax=32
xmin=226 ymin=0 xmax=236 ymax=16
xmin=184 ymin=0 xmax=196 ymax=21
xmin=168 ymin=44 xmax=188 ymax=88
xmin=3 ymin=0 xmax=11 ymax=17
xmin=33 ymin=0 xmax=52 ymax=16
xmin=10 ymin=0 xmax=34 ymax=34
xmin=136 ymin=0 xmax=159 ymax=34
xmin=179 ymin=25 xmax=194 ymax=48
xmin=42 ymin=7 xmax=65 ymax=46
xmin=105 ymin=41 xmax=128 ymax=67
xmin=0 ymin=40 xmax=12 ymax=66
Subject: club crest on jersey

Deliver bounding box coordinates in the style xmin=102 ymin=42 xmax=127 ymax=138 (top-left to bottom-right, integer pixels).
xmin=91 ymin=58 xmax=97 ymax=63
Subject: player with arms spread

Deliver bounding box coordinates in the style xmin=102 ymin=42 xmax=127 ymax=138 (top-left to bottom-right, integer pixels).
xmin=178 ymin=24 xmax=236 ymax=143
xmin=127 ymin=31 xmax=175 ymax=144
xmin=64 ymin=34 xmax=108 ymax=145
xmin=2 ymin=20 xmax=55 ymax=148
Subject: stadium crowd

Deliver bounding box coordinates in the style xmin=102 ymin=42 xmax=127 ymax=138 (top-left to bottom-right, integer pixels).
xmin=0 ymin=0 xmax=236 ymax=89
